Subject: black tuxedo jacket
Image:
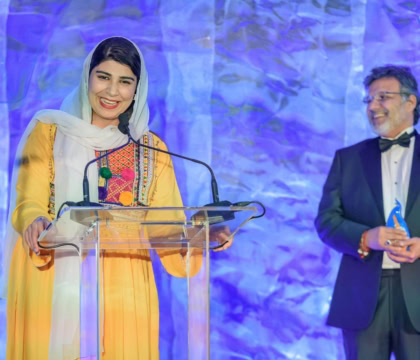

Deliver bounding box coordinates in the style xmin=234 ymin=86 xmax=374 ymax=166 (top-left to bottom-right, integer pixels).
xmin=315 ymin=132 xmax=420 ymax=331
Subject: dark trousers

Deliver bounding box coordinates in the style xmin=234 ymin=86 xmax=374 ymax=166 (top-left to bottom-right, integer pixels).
xmin=342 ymin=269 xmax=420 ymax=360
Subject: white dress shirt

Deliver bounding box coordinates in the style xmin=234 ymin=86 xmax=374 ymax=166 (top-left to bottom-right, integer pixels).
xmin=381 ymin=126 xmax=415 ymax=269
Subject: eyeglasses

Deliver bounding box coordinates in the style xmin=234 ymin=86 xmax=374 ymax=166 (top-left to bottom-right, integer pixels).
xmin=362 ymin=91 xmax=410 ymax=104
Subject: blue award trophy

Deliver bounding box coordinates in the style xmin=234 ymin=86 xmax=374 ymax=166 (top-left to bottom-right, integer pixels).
xmin=386 ymin=199 xmax=411 ymax=249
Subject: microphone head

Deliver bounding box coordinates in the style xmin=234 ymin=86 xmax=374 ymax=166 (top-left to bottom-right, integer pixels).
xmin=118 ymin=113 xmax=130 ymax=135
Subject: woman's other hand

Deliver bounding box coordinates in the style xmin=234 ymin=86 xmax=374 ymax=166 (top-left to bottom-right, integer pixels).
xmin=211 ymin=225 xmax=233 ymax=252
xmin=23 ymin=216 xmax=50 ymax=255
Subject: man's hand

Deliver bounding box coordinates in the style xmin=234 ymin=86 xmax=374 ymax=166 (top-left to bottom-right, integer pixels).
xmin=365 ymin=226 xmax=408 ymax=251
xmin=23 ymin=216 xmax=50 ymax=256
xmin=386 ymin=237 xmax=420 ymax=264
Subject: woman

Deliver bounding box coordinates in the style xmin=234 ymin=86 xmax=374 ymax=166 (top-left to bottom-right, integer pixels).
xmin=5 ymin=37 xmax=202 ymax=359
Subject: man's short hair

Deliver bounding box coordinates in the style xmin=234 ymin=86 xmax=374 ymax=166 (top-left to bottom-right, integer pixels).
xmin=363 ymin=65 xmax=420 ymax=125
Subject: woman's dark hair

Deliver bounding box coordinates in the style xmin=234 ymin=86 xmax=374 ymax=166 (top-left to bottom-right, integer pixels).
xmin=364 ymin=65 xmax=420 ymax=124
xmin=89 ymin=37 xmax=141 ymax=81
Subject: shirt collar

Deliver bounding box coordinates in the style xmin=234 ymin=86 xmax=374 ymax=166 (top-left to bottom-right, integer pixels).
xmin=381 ymin=126 xmax=414 ymax=140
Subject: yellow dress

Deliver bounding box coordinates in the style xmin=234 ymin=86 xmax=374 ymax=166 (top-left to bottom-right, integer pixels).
xmin=7 ymin=122 xmax=201 ymax=359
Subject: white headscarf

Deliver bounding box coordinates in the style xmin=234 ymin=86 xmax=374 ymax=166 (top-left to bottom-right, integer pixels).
xmin=2 ymin=37 xmax=150 ymax=358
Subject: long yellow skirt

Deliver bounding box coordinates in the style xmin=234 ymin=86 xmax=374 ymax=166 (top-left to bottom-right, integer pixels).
xmin=6 ymin=240 xmax=161 ymax=360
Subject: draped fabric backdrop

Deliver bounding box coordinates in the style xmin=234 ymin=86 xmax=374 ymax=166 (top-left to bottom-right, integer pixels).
xmin=0 ymin=0 xmax=419 ymax=359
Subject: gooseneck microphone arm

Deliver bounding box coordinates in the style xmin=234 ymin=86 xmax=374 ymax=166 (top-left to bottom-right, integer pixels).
xmin=118 ymin=113 xmax=220 ymax=204
xmin=118 ymin=112 xmax=265 ymax=229
xmin=131 ymin=136 xmax=220 ymax=203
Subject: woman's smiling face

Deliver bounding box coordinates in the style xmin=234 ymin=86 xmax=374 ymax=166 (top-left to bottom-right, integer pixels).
xmin=88 ymin=59 xmax=137 ymax=128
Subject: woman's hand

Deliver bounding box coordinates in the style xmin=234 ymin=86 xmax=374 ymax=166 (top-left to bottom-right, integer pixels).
xmin=23 ymin=217 xmax=50 ymax=255
xmin=211 ymin=225 xmax=233 ymax=252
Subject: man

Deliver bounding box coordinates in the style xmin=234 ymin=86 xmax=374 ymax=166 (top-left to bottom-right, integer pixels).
xmin=315 ymin=65 xmax=420 ymax=359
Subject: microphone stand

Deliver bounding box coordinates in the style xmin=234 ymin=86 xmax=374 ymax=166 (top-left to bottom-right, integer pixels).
xmin=117 ymin=113 xmax=237 ymax=224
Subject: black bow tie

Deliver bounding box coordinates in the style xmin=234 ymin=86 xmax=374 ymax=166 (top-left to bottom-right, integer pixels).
xmin=379 ymin=132 xmax=415 ymax=152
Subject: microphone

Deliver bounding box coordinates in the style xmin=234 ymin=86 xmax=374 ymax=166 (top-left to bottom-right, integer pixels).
xmin=118 ymin=113 xmax=224 ymax=206
xmin=118 ymin=113 xmax=239 ymax=224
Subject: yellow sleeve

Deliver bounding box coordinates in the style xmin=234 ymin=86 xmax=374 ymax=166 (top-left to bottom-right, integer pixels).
xmin=149 ymin=134 xmax=203 ymax=278
xmin=148 ymin=134 xmax=184 ymax=209
xmin=11 ymin=122 xmax=55 ymax=267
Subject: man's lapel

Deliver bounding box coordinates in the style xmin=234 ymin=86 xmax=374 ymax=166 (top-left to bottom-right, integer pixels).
xmin=406 ymin=131 xmax=420 ymax=217
xmin=360 ymin=137 xmax=385 ymax=222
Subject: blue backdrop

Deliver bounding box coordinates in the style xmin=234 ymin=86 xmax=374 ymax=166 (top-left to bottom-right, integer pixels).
xmin=0 ymin=0 xmax=419 ymax=359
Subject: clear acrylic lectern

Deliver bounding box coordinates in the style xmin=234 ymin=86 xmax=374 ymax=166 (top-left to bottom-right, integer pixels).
xmin=38 ymin=205 xmax=256 ymax=359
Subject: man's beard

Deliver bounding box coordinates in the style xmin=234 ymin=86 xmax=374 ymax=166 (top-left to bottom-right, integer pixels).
xmin=369 ymin=115 xmax=402 ymax=138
